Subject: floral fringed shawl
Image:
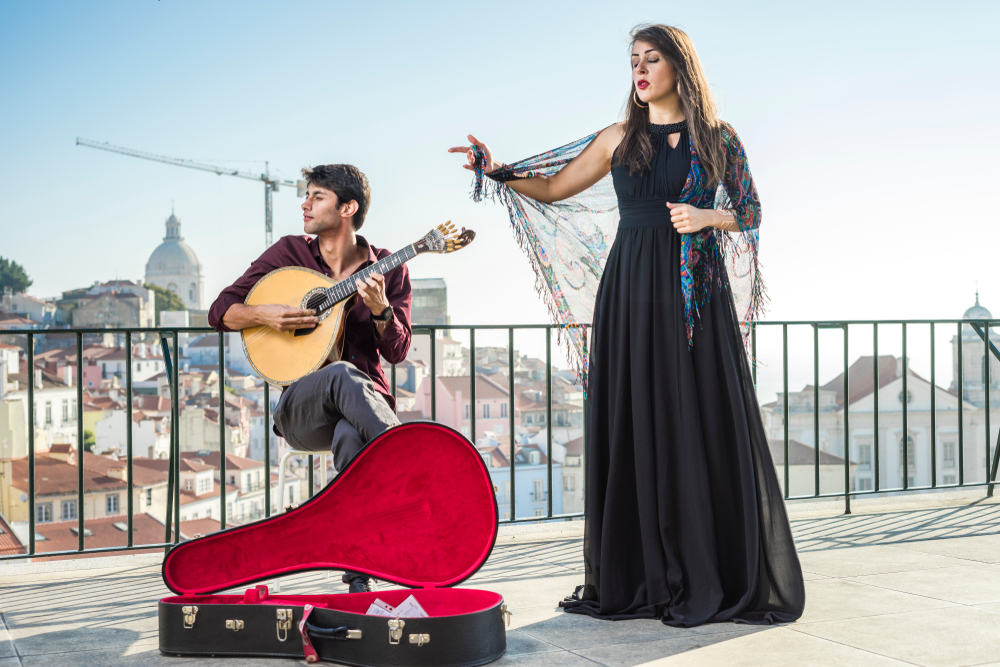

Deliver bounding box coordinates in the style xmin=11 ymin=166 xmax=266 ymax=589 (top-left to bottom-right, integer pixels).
xmin=470 ymin=122 xmax=765 ymax=384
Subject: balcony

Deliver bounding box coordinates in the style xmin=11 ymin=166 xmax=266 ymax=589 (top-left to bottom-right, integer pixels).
xmin=2 ymin=492 xmax=1000 ymax=665
xmin=1 ymin=320 xmax=999 ymax=665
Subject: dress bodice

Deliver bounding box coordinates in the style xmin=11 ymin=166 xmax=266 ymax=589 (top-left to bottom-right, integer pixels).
xmin=611 ymin=121 xmax=691 ymax=203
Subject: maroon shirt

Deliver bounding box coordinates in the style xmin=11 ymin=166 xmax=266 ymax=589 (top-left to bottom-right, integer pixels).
xmin=208 ymin=234 xmax=411 ymax=410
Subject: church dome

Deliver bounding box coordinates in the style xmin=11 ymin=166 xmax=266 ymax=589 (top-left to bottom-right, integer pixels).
xmin=963 ymin=292 xmax=992 ymax=320
xmin=145 ymin=212 xmax=203 ymax=277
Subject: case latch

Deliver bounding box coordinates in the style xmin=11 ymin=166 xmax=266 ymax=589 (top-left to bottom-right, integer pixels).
xmin=276 ymin=608 xmax=294 ymax=642
xmin=409 ymin=633 xmax=430 ymax=646
xmin=388 ymin=618 xmax=405 ymax=645
xmin=182 ymin=605 xmax=198 ymax=629
xmin=225 ymin=619 xmax=244 ymax=632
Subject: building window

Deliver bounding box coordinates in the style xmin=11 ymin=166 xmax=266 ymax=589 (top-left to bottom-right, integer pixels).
xmin=533 ymin=478 xmax=544 ymax=500
xmin=106 ymin=494 xmax=119 ymax=514
xmin=856 ymin=478 xmax=872 ymax=491
xmin=501 ymin=482 xmax=510 ymax=505
xmin=526 ymin=414 xmax=533 ymax=425
xmin=483 ymin=404 xmax=490 ymax=419
xmin=899 ymin=434 xmax=916 ymax=471
xmin=184 ymin=479 xmax=193 ymax=491
xmin=288 ymin=486 xmax=295 ymax=505
xmin=36 ymin=503 xmax=52 ymax=523
xmin=227 ymin=502 xmax=234 ymax=520
xmin=71 ymin=398 xmax=77 ymax=421
xmin=539 ymin=414 xmax=545 ymax=425
xmin=858 ymin=444 xmax=872 ymax=471
xmin=464 ymin=404 xmax=469 ymax=419
xmin=45 ymin=402 xmax=52 ymax=426
xmin=146 ymin=488 xmax=153 ymax=506
xmin=944 ymin=474 xmax=957 ymax=485
xmin=61 ymin=399 xmax=69 ymax=423
xmin=61 ymin=500 xmax=77 ymax=520
xmin=502 ymin=511 xmax=511 ymax=521
xmin=500 ymin=404 xmax=507 ymax=418
xmin=943 ymin=442 xmax=956 ymax=468
xmin=534 ymin=509 xmax=544 ymax=517
xmin=481 ymin=454 xmax=491 ymax=468
xmin=529 ymin=450 xmax=541 ymax=465
xmin=564 ymin=475 xmax=575 ymax=492
xmin=197 ymin=477 xmax=211 ymax=494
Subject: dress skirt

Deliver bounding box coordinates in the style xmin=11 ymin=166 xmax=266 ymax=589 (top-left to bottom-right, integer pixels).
xmin=561 ymin=208 xmax=805 ymax=626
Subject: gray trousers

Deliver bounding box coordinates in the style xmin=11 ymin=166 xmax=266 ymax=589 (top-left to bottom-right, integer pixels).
xmin=273 ymin=361 xmax=400 ymax=473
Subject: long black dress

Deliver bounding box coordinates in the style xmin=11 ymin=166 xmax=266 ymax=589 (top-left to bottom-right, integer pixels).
xmin=560 ymin=121 xmax=805 ymax=626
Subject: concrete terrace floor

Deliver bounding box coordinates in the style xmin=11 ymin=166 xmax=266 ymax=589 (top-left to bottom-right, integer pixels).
xmin=3 ymin=491 xmax=1000 ymax=666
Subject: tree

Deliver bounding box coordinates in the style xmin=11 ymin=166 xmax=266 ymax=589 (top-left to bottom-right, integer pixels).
xmin=144 ymin=283 xmax=186 ymax=324
xmin=83 ymin=430 xmax=96 ymax=453
xmin=0 ymin=257 xmax=32 ymax=293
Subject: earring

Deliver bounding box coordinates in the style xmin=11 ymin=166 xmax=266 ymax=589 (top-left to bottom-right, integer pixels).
xmin=633 ymin=90 xmax=648 ymax=109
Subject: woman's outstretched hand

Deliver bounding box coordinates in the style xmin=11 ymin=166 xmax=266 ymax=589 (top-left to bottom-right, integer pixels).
xmin=448 ymin=134 xmax=499 ymax=173
xmin=667 ymin=202 xmax=716 ymax=234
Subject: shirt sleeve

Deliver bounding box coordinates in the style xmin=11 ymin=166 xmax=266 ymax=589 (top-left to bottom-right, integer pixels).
xmin=720 ymin=124 xmax=761 ymax=232
xmin=208 ymin=240 xmax=289 ymax=332
xmin=374 ymin=263 xmax=412 ymax=364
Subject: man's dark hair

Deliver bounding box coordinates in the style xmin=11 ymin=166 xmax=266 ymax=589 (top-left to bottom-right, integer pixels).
xmin=301 ymin=164 xmax=371 ymax=230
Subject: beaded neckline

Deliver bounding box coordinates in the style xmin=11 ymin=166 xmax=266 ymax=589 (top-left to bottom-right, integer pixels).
xmin=650 ymin=120 xmax=687 ymax=134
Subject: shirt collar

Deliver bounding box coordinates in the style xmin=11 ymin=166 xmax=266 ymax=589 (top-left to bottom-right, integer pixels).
xmin=307 ymin=234 xmax=379 ymax=266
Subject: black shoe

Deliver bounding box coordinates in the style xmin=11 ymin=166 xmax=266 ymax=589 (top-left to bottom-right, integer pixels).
xmin=342 ymin=571 xmax=373 ymax=594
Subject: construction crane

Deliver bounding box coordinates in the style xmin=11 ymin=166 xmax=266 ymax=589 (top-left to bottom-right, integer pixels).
xmin=76 ymin=137 xmax=306 ymax=246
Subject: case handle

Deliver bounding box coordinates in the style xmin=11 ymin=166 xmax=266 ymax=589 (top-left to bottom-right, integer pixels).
xmin=304 ymin=622 xmax=363 ymax=641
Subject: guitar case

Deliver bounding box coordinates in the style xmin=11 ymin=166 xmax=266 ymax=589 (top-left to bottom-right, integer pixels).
xmin=158 ymin=422 xmax=508 ymax=666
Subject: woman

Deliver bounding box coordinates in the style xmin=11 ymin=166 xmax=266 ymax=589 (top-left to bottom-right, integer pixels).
xmin=450 ymin=24 xmax=804 ymax=626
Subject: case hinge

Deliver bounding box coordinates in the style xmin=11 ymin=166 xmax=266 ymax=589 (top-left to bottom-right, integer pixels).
xmin=182 ymin=605 xmax=198 ymax=629
xmin=276 ymin=608 xmax=294 ymax=642
xmin=225 ymin=619 xmax=244 ymax=632
xmin=408 ymin=633 xmax=430 ymax=646
xmin=388 ymin=618 xmax=405 ymax=645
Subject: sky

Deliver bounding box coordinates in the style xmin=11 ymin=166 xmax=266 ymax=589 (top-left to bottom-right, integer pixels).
xmin=1 ymin=0 xmax=998 ymax=393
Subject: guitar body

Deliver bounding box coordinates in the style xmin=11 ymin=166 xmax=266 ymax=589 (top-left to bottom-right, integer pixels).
xmin=241 ymin=267 xmax=352 ymax=386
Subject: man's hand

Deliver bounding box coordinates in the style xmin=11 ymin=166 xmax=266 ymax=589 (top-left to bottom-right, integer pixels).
xmin=356 ymin=272 xmax=390 ymax=317
xmin=254 ymin=304 xmax=318 ymax=332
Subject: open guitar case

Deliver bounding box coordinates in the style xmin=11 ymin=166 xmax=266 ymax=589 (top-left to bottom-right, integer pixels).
xmin=158 ymin=422 xmax=508 ymax=666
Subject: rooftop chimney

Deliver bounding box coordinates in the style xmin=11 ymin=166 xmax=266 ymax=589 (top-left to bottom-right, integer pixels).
xmin=106 ymin=465 xmax=128 ymax=483
xmin=33 ymin=368 xmax=43 ymax=389
xmin=62 ymin=365 xmax=74 ymax=387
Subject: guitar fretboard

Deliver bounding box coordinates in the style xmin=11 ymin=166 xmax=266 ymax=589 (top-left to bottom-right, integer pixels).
xmin=317 ymin=244 xmax=417 ymax=310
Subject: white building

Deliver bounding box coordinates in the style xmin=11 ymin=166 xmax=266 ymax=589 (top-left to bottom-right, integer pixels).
xmin=145 ymin=210 xmax=205 ymax=310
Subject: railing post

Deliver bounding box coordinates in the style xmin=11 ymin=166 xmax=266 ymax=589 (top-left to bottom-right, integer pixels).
xmin=931 ymin=324 xmax=937 ymax=488
xmin=219 ymin=332 xmax=227 ymax=529
xmin=264 ymin=382 xmax=271 ymax=517
xmin=469 ymin=328 xmax=476 ymax=444
xmin=172 ymin=332 xmax=181 ymax=543
xmin=126 ymin=331 xmax=134 ymax=546
xmin=813 ymin=324 xmax=820 ymax=497
xmin=27 ymin=333 xmax=35 ymax=557
xmin=782 ymin=324 xmax=789 ymax=499
xmin=985 ymin=322 xmax=991 ymax=491
xmin=160 ymin=335 xmax=174 ymax=546
xmin=902 ymin=323 xmax=908 ymax=490
xmin=958 ymin=321 xmax=964 ymax=486
xmin=546 ymin=327 xmax=553 ymax=518
xmin=843 ymin=324 xmax=851 ymax=515
xmin=430 ymin=328 xmax=437 ymax=422
xmin=508 ymin=327 xmax=516 ymax=521
xmin=873 ymin=323 xmax=880 ymax=493
xmin=76 ymin=332 xmax=85 ymax=552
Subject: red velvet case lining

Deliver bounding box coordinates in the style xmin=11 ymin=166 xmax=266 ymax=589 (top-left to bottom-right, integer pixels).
xmin=163 ymin=423 xmax=499 ymax=594
xmin=162 ymin=588 xmax=503 ymax=618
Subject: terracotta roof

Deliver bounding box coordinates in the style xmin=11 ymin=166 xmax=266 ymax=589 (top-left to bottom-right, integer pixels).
xmin=0 ymin=342 xmax=21 ymax=349
xmin=85 ymin=454 xmax=169 ymax=486
xmin=180 ymin=451 xmax=263 ymax=471
xmin=32 ymin=513 xmax=165 ymax=559
xmin=395 ymin=388 xmax=414 ymax=398
xmin=434 ymin=375 xmax=508 ymax=400
xmin=134 ymin=395 xmax=171 ymax=412
xmin=49 ymin=443 xmax=73 ymax=455
xmin=189 ymin=336 xmax=221 ymax=348
xmin=768 ymin=439 xmax=851 ymax=466
xmin=396 ymin=410 xmax=425 ymax=423
xmin=7 ymin=371 xmax=68 ymax=390
xmin=179 ymin=518 xmax=222 ymax=540
xmin=133 ymin=457 xmax=213 ymax=474
xmin=477 ymin=445 xmax=510 ymax=468
xmin=563 ymin=436 xmax=583 ymax=456
xmin=9 ymin=454 xmax=129 ymax=496
xmin=0 ymin=514 xmax=25 ymax=556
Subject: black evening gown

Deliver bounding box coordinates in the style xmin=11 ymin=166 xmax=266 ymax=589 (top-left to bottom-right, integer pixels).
xmin=560 ymin=122 xmax=805 ymax=626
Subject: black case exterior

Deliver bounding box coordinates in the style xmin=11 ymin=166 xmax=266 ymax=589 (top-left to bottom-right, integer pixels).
xmin=159 ymin=598 xmax=507 ymax=667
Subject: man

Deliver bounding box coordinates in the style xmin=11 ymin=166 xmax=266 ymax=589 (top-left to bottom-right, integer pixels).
xmin=208 ymin=164 xmax=410 ymax=593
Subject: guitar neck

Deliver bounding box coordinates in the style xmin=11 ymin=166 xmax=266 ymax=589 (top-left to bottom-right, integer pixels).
xmin=320 ymin=244 xmax=418 ymax=308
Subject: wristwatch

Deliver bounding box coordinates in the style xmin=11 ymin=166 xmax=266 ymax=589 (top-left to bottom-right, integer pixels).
xmin=371 ymin=305 xmax=394 ymax=323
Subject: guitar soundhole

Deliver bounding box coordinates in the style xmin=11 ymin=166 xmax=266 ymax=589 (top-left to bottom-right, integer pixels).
xmin=295 ymin=293 xmax=329 ymax=337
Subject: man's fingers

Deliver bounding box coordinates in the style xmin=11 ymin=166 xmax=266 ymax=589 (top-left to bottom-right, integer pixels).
xmin=370 ymin=272 xmax=384 ymax=284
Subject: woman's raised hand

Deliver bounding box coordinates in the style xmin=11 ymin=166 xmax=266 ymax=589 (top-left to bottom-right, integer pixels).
xmin=448 ymin=134 xmax=498 ymax=173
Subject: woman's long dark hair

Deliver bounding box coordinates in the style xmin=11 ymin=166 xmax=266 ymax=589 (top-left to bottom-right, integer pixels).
xmin=616 ymin=24 xmax=725 ymax=187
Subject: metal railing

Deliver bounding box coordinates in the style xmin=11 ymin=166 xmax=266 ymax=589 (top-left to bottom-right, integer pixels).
xmin=2 ymin=316 xmax=997 ymax=559
xmin=752 ymin=318 xmax=1000 ymax=514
